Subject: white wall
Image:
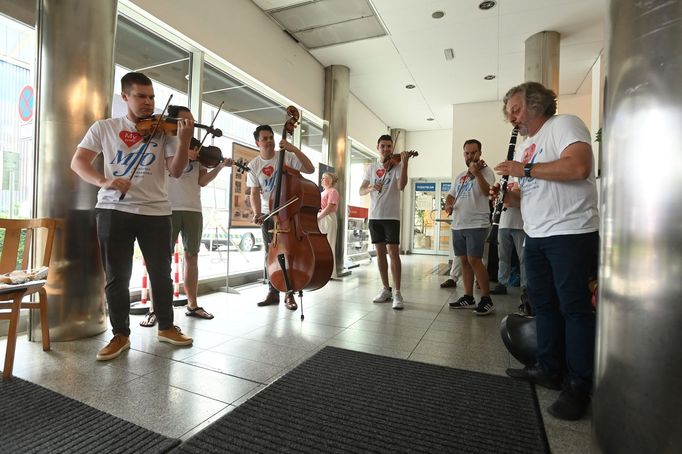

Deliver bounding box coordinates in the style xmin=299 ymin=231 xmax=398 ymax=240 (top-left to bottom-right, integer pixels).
xmin=452 ymin=101 xmax=512 ymax=173
xmin=348 ymin=95 xmax=388 ymax=149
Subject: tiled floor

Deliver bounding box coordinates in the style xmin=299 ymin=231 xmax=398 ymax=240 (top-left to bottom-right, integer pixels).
xmin=1 ymin=255 xmax=591 ymax=452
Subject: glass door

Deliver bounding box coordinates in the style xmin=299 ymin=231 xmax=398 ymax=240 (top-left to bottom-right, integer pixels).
xmin=411 ymin=180 xmax=450 ymax=255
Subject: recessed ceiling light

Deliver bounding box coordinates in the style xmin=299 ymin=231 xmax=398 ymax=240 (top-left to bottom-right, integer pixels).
xmin=405 ymin=84 xmax=416 ymax=89
xmin=484 ymin=74 xmax=496 ymax=80
xmin=427 ymin=117 xmax=435 ymax=121
xmin=432 ymin=11 xmax=445 ymax=19
xmin=479 ymin=1 xmax=497 ymax=10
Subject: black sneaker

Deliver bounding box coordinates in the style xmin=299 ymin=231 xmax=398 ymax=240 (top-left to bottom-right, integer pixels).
xmin=547 ymin=384 xmax=591 ymax=420
xmin=490 ymin=284 xmax=507 ymax=295
xmin=506 ymin=364 xmax=562 ymax=390
xmin=473 ymin=296 xmax=495 ymax=315
xmin=449 ymin=294 xmax=476 ymax=308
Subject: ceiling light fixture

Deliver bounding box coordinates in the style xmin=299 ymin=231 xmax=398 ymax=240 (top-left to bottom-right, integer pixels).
xmin=432 ymin=11 xmax=445 ymax=19
xmin=427 ymin=117 xmax=434 ymax=121
xmin=479 ymin=1 xmax=497 ymax=10
xmin=484 ymin=74 xmax=496 ymax=80
xmin=444 ymin=48 xmax=455 ymax=61
xmin=405 ymin=84 xmax=416 ymax=89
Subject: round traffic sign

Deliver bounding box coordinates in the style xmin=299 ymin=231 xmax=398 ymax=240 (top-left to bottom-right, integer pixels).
xmin=18 ymin=85 xmax=34 ymax=122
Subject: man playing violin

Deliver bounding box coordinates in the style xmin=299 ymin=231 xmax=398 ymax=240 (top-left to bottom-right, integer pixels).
xmin=445 ymin=139 xmax=496 ymax=315
xmin=359 ymin=134 xmax=412 ymax=310
xmin=71 ymin=72 xmax=193 ymax=361
xmin=248 ymin=124 xmax=315 ymax=310
xmin=140 ymin=105 xmax=233 ymax=327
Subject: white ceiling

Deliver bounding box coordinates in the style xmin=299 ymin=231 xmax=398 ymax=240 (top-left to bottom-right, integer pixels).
xmin=252 ymin=0 xmax=606 ymax=132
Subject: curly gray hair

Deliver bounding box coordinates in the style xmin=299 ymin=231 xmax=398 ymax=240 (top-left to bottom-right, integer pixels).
xmin=503 ymin=82 xmax=557 ymax=118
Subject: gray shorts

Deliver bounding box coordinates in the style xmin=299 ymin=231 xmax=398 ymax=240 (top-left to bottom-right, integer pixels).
xmin=452 ymin=228 xmax=488 ymax=257
xmin=172 ymin=210 xmax=203 ymax=255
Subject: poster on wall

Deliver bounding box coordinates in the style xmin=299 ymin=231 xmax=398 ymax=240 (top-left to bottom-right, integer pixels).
xmin=230 ymin=142 xmax=260 ymax=228
xmin=318 ymin=163 xmax=334 ymax=191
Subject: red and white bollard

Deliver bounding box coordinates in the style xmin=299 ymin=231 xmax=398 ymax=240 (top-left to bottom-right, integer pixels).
xmin=172 ymin=239 xmax=187 ymax=306
xmin=130 ymin=258 xmax=150 ymax=314
xmin=141 ymin=259 xmax=149 ymax=304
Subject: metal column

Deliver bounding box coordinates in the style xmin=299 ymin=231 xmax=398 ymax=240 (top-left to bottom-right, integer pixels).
xmin=32 ymin=0 xmax=117 ymax=340
xmin=323 ymin=65 xmax=350 ymax=278
xmin=594 ymin=0 xmax=682 ymax=452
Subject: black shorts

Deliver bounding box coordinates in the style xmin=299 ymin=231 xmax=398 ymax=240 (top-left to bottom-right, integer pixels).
xmin=369 ymin=219 xmax=401 ymax=244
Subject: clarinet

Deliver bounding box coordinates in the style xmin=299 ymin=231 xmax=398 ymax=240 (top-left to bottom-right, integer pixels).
xmin=487 ymin=127 xmax=519 ymax=245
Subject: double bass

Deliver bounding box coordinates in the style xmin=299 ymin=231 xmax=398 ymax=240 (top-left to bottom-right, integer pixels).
xmin=265 ymin=106 xmax=333 ymax=319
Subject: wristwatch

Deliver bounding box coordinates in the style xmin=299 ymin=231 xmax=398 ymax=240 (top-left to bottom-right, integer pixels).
xmin=524 ymin=163 xmax=534 ymax=178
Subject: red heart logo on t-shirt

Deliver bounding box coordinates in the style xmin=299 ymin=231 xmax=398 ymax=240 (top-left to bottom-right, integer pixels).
xmin=262 ymin=165 xmax=274 ymax=177
xmin=522 ymin=144 xmax=536 ymax=164
xmin=119 ymin=131 xmax=142 ymax=148
xmin=375 ymin=168 xmax=385 ymax=178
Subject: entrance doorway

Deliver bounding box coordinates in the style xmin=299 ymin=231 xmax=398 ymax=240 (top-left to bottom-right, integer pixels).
xmin=410 ymin=179 xmax=452 ymax=255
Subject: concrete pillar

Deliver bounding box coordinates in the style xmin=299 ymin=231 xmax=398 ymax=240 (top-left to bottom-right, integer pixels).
xmin=323 ymin=65 xmax=350 ymax=277
xmin=32 ymin=0 xmax=117 ymax=340
xmin=525 ymin=31 xmax=560 ymax=93
xmin=594 ymin=0 xmax=682 ymax=451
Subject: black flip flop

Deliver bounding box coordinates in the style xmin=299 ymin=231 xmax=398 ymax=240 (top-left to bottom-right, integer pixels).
xmin=185 ymin=307 xmax=214 ymax=320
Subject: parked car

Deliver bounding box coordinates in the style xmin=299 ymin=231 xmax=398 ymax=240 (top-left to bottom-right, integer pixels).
xmin=201 ymin=227 xmax=263 ymax=252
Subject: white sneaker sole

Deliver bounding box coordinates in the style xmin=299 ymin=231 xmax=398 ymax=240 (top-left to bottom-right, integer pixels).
xmin=372 ymin=297 xmax=393 ymax=303
xmin=158 ymin=335 xmax=193 ymax=346
xmin=96 ymin=341 xmax=131 ymax=361
xmin=474 ymin=306 xmax=495 ymax=316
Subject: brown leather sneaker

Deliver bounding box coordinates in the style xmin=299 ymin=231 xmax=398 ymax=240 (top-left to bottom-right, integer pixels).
xmin=257 ymin=291 xmax=280 ymax=307
xmin=284 ymin=293 xmax=298 ymax=311
xmin=96 ymin=334 xmax=130 ymax=361
xmin=158 ymin=325 xmax=193 ymax=346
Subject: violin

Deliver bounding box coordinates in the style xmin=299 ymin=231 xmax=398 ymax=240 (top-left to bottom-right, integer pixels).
xmin=383 ymin=150 xmax=418 ymax=169
xmin=136 ymin=114 xmax=223 ymax=138
xmin=196 ymin=144 xmax=250 ymax=174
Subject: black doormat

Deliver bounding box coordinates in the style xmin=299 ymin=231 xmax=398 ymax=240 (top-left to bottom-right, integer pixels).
xmin=176 ymin=346 xmax=549 ymax=453
xmin=0 ymin=376 xmax=180 ymax=453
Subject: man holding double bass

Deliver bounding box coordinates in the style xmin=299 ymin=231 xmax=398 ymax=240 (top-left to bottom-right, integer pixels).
xmin=247 ymin=124 xmax=314 ymax=311
xmin=491 ymin=82 xmax=599 ymax=421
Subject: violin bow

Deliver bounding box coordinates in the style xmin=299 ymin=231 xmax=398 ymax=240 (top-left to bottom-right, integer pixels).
xmin=119 ymin=94 xmax=173 ymax=201
xmin=197 ymin=101 xmax=224 ymax=150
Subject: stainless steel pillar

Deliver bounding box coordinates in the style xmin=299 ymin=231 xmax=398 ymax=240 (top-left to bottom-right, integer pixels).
xmin=525 ymin=31 xmax=560 ymax=93
xmin=323 ymin=65 xmax=350 ymax=277
xmin=31 ymin=0 xmax=117 ymax=340
xmin=595 ymin=1 xmax=682 ymax=452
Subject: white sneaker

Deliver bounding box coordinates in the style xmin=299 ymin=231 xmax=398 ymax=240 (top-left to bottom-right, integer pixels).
xmin=373 ymin=287 xmax=393 ymax=303
xmin=392 ymin=292 xmax=404 ymax=310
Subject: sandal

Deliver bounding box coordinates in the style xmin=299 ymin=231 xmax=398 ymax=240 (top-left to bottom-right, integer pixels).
xmin=185 ymin=306 xmax=214 ymax=320
xmin=139 ymin=311 xmax=157 ymax=327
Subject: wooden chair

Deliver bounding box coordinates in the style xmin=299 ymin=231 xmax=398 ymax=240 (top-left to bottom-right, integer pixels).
xmin=0 ymin=218 xmax=57 ymax=381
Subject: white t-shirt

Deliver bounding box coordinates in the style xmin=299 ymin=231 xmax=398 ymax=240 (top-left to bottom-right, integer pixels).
xmin=363 ymin=160 xmax=403 ymax=220
xmin=448 ymin=166 xmax=495 ymax=229
xmin=517 ymin=114 xmax=599 ymax=237
xmin=168 ymin=161 xmax=202 ymax=212
xmin=246 ymin=152 xmax=304 ymax=214
xmin=77 ymin=117 xmax=178 ymax=216
xmin=499 ymin=181 xmax=524 ymax=230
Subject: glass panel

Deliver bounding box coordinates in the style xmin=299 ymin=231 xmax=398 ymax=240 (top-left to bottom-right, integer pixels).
xmin=299 ymin=114 xmax=322 ymax=184
xmin=0 ymin=14 xmax=35 ymax=219
xmin=413 ymin=182 xmax=437 ymax=252
xmin=112 ymin=16 xmax=191 ymax=290
xmin=115 ymin=16 xmax=190 ymax=94
xmin=199 ymin=63 xmax=289 ymax=277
